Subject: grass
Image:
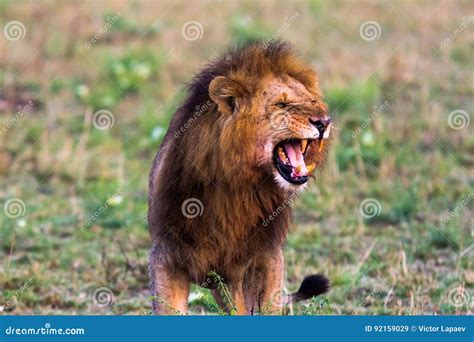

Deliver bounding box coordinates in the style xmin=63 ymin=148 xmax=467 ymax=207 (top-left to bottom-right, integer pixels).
xmin=0 ymin=1 xmax=472 ymax=315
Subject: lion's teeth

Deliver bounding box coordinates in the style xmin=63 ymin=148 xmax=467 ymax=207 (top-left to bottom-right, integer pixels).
xmin=307 ymin=163 xmax=316 ymax=172
xmin=323 ymin=124 xmax=331 ymax=139
xmin=278 ymin=147 xmax=287 ymax=162
xmin=318 ymin=139 xmax=324 ymax=152
xmin=301 ymin=139 xmax=308 ymax=153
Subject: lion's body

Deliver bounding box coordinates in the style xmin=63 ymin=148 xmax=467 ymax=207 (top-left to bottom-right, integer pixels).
xmin=149 ymin=144 xmax=289 ymax=283
xmin=148 ymin=41 xmax=330 ymax=314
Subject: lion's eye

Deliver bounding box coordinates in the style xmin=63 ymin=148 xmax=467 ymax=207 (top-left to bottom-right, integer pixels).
xmin=275 ymin=102 xmax=287 ymax=108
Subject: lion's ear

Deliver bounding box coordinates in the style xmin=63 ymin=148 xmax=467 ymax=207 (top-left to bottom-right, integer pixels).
xmin=209 ymin=76 xmax=245 ymax=115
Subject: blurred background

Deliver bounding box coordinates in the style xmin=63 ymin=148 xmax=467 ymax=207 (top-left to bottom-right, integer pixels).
xmin=0 ymin=0 xmax=472 ymax=315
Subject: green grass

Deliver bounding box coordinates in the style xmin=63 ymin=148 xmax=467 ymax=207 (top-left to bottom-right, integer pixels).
xmin=0 ymin=1 xmax=472 ymax=315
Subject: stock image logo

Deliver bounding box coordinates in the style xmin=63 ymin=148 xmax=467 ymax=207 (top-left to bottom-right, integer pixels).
xmin=92 ymin=110 xmax=115 ymax=130
xmin=181 ymin=198 xmax=204 ymax=218
xmin=445 ymin=284 xmax=471 ymax=308
xmin=3 ymin=198 xmax=26 ymax=219
xmin=359 ymin=21 xmax=381 ymax=41
xmin=448 ymin=109 xmax=470 ymax=130
xmin=3 ymin=20 xmax=26 ymax=41
xmin=270 ymin=109 xmax=291 ymax=131
xmin=358 ymin=198 xmax=382 ymax=219
xmin=181 ymin=21 xmax=204 ymax=41
xmin=92 ymin=287 xmax=115 ymax=308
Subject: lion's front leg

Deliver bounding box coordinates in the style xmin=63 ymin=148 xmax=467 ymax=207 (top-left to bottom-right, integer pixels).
xmin=149 ymin=241 xmax=190 ymax=315
xmin=259 ymin=251 xmax=285 ymax=314
xmin=244 ymin=251 xmax=285 ymax=315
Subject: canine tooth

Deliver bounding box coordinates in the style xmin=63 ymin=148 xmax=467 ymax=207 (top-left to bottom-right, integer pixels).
xmin=301 ymin=139 xmax=308 ymax=153
xmin=278 ymin=147 xmax=287 ymax=162
xmin=295 ymin=165 xmax=302 ymax=173
xmin=307 ymin=163 xmax=316 ymax=172
xmin=318 ymin=139 xmax=324 ymax=152
xmin=323 ymin=124 xmax=331 ymax=139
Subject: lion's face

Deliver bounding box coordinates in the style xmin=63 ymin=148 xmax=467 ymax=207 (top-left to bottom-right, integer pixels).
xmin=209 ymin=74 xmax=330 ymax=189
xmin=256 ymin=76 xmax=331 ymax=188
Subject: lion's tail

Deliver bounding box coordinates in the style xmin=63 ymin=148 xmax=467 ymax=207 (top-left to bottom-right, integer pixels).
xmin=283 ymin=274 xmax=330 ymax=304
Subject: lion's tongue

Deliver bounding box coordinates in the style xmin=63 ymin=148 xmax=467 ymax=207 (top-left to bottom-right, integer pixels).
xmin=284 ymin=142 xmax=308 ymax=176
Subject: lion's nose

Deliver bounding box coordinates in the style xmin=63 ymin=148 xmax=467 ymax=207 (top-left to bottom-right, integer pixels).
xmin=309 ymin=116 xmax=331 ymax=136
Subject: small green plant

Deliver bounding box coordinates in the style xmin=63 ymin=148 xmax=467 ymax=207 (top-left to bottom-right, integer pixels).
xmin=188 ymin=289 xmax=226 ymax=315
xmin=107 ymin=53 xmax=158 ymax=94
xmin=302 ymin=296 xmax=333 ymax=315
xmin=208 ymin=271 xmax=236 ymax=315
xmin=72 ymin=52 xmax=162 ymax=110
xmin=73 ymin=82 xmax=121 ymax=110
xmin=148 ymin=296 xmax=182 ymax=315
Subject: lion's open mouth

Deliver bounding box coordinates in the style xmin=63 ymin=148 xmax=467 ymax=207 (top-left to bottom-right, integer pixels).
xmin=272 ymin=138 xmax=318 ymax=185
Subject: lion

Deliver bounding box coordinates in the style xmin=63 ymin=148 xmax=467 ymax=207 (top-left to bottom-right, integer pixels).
xmin=148 ymin=41 xmax=332 ymax=315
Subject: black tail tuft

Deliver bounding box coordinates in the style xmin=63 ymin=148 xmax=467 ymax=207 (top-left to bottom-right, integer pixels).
xmin=295 ymin=274 xmax=330 ymax=301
